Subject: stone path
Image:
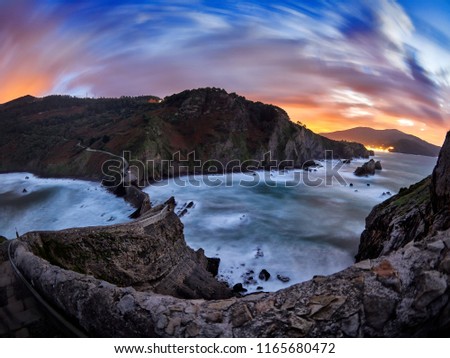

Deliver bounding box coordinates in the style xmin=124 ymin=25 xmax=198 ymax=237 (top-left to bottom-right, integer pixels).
xmin=0 ymin=241 xmax=63 ymax=337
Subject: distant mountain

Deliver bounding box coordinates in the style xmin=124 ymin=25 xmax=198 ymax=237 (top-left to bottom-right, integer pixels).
xmin=0 ymin=88 xmax=369 ymax=180
xmin=321 ymin=127 xmax=441 ymax=157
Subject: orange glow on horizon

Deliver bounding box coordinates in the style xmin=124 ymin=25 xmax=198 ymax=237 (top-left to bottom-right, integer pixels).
xmin=280 ymin=103 xmax=447 ymax=147
xmin=0 ymin=74 xmax=51 ymax=104
xmin=365 ymin=146 xmax=395 ymax=152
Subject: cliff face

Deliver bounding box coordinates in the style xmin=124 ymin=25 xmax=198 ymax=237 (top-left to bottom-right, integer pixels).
xmin=12 ymin=215 xmax=450 ymax=337
xmin=431 ymin=131 xmax=450 ymax=230
xmin=0 ymin=88 xmax=369 ymax=181
xmin=356 ymin=131 xmax=450 ymax=262
xmin=356 ymin=177 xmax=433 ymax=261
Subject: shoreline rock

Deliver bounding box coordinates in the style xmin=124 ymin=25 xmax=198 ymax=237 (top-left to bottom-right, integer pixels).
xmin=17 ymin=198 xmax=232 ymax=301
xmin=354 ymin=159 xmax=382 ymax=177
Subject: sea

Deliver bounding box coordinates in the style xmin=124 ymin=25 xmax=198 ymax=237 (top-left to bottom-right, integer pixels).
xmin=0 ymin=152 xmax=437 ymax=292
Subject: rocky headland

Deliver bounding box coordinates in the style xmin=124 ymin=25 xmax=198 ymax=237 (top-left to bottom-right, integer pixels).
xmin=7 ymin=132 xmax=450 ymax=337
xmin=0 ymin=88 xmax=370 ymax=183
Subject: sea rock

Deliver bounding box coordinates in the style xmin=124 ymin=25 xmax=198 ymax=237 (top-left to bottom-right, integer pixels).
xmin=232 ymin=283 xmax=247 ymax=293
xmin=255 ymin=248 xmax=264 ymax=258
xmin=375 ymin=161 xmax=382 ymax=170
xmin=259 ymin=269 xmax=271 ymax=281
xmin=22 ymin=188 xmax=27 ymax=193
xmin=354 ymin=159 xmax=377 ymax=176
xmin=302 ymin=160 xmax=317 ymax=170
xmin=242 ymin=270 xmax=257 ymax=285
xmin=277 ymin=274 xmax=290 ymax=283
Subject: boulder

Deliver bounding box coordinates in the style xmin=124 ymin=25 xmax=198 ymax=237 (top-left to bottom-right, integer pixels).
xmin=259 ymin=269 xmax=271 ymax=281
xmin=302 ymin=160 xmax=317 ymax=170
xmin=277 ymin=274 xmax=290 ymax=283
xmin=354 ymin=159 xmax=377 ymax=176
xmin=232 ymin=283 xmax=247 ymax=293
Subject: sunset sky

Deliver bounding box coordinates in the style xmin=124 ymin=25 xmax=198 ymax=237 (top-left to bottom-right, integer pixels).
xmin=1 ymin=0 xmax=449 ymax=145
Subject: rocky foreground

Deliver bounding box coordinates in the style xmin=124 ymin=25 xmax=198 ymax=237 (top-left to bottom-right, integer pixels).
xmin=8 ymin=132 xmax=450 ymax=337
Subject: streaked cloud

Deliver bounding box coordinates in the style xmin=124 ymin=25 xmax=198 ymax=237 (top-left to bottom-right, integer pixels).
xmin=0 ymin=0 xmax=449 ymax=145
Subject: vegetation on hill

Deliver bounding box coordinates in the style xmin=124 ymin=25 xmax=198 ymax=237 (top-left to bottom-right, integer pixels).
xmin=0 ymin=88 xmax=369 ymax=181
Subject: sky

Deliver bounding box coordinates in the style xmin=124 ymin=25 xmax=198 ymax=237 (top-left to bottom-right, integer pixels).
xmin=1 ymin=0 xmax=449 ymax=145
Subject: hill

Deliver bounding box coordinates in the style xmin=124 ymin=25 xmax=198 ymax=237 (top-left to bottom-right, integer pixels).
xmin=0 ymin=88 xmax=369 ymax=181
xmin=321 ymin=127 xmax=440 ymax=157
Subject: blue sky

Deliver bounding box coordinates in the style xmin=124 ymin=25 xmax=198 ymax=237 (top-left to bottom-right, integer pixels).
xmin=1 ymin=0 xmax=449 ymax=144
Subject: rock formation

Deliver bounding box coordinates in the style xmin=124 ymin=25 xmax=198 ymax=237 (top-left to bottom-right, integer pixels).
xmin=356 ymin=133 xmax=450 ymax=262
xmin=12 ymin=225 xmax=450 ymax=337
xmin=16 ymin=198 xmax=232 ymax=300
xmin=0 ymin=88 xmax=370 ymax=182
xmin=10 ymin=130 xmax=450 ymax=337
xmin=431 ymin=131 xmax=450 ymax=230
xmin=354 ymin=159 xmax=381 ymax=176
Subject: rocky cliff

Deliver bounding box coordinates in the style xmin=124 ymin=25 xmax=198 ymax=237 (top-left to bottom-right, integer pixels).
xmin=0 ymin=88 xmax=369 ymax=182
xmin=10 ymin=132 xmax=450 ymax=337
xmin=431 ymin=131 xmax=450 ymax=230
xmin=16 ymin=198 xmax=232 ymax=301
xmin=356 ymin=132 xmax=450 ymax=261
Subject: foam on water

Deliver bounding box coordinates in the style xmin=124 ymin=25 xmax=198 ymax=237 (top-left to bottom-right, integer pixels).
xmin=0 ymin=173 xmax=134 ymax=238
xmin=145 ymin=152 xmax=437 ymax=293
xmin=0 ymin=152 xmax=437 ymax=293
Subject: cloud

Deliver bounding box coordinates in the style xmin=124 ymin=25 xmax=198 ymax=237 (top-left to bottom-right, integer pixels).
xmin=0 ymin=0 xmax=448 ymax=144
xmin=397 ymin=118 xmax=415 ymax=127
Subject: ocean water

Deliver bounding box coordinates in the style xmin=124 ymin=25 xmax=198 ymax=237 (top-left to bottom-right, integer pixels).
xmin=0 ymin=173 xmax=134 ymax=239
xmin=0 ymin=152 xmax=437 ymax=292
xmin=144 ymin=152 xmax=437 ymax=292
